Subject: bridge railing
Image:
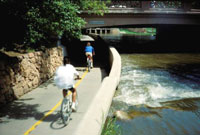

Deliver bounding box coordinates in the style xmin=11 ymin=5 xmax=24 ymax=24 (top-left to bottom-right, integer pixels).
xmin=107 ymin=0 xmax=200 ymax=12
xmin=191 ymin=1 xmax=200 ymax=11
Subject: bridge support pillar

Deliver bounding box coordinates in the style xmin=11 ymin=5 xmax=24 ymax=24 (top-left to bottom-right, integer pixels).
xmin=183 ymin=1 xmax=192 ymax=11
xmin=86 ymin=28 xmax=111 ymax=35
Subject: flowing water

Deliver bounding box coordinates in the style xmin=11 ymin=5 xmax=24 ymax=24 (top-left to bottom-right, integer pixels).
xmin=101 ymin=33 xmax=200 ymax=135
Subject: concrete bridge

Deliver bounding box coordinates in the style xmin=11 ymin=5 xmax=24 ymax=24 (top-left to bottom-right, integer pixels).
xmin=80 ymin=0 xmax=200 ymax=28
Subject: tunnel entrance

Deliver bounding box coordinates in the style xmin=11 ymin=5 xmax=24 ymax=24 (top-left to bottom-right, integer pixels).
xmin=61 ymin=35 xmax=110 ymax=71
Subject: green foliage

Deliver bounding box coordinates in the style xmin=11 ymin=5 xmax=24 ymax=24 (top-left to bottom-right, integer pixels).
xmin=24 ymin=0 xmax=86 ymax=45
xmin=1 ymin=0 xmax=109 ymax=51
xmin=120 ymin=28 xmax=156 ymax=36
xmin=101 ymin=118 xmax=122 ymax=135
xmin=1 ymin=0 xmax=84 ymax=49
xmin=75 ymin=0 xmax=111 ymax=16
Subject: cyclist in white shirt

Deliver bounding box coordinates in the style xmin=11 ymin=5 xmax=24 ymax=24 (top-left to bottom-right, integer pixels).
xmin=54 ymin=56 xmax=81 ymax=111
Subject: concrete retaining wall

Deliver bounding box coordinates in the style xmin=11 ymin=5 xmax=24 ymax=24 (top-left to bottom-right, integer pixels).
xmin=74 ymin=47 xmax=121 ymax=135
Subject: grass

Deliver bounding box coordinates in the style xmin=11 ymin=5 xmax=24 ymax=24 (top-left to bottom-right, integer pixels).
xmin=120 ymin=28 xmax=156 ymax=36
xmin=26 ymin=48 xmax=36 ymax=53
xmin=101 ymin=117 xmax=122 ymax=135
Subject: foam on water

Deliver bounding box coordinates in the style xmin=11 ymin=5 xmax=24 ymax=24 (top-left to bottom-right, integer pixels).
xmin=114 ymin=68 xmax=200 ymax=107
xmin=149 ymin=83 xmax=200 ymax=100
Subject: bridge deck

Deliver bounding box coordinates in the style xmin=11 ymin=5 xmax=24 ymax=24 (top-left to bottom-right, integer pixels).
xmin=0 ymin=67 xmax=107 ymax=135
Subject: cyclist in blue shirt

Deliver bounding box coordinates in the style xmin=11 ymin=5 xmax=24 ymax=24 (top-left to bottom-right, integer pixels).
xmin=85 ymin=42 xmax=95 ymax=68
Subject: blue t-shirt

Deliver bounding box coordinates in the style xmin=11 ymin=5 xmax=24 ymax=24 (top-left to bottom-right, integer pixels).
xmin=85 ymin=46 xmax=94 ymax=53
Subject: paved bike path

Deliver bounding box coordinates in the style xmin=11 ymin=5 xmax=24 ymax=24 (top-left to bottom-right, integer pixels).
xmin=0 ymin=67 xmax=106 ymax=135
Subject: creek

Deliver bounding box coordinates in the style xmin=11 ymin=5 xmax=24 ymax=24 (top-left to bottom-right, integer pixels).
xmin=101 ymin=31 xmax=200 ymax=135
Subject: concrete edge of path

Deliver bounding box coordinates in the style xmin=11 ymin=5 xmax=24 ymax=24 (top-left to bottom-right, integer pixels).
xmin=74 ymin=47 xmax=121 ymax=135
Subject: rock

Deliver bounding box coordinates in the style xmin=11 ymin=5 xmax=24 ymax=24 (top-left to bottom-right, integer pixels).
xmin=113 ymin=110 xmax=160 ymax=121
xmin=0 ymin=47 xmax=63 ymax=105
xmin=28 ymin=53 xmax=34 ymax=58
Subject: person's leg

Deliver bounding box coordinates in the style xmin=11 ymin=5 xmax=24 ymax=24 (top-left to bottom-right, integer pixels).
xmin=86 ymin=53 xmax=90 ymax=67
xmin=88 ymin=54 xmax=93 ymax=68
xmin=63 ymin=88 xmax=76 ymax=101
xmin=71 ymin=88 xmax=77 ymax=112
xmin=63 ymin=89 xmax=67 ymax=97
xmin=72 ymin=88 xmax=76 ymax=102
xmin=91 ymin=56 xmax=93 ymax=68
xmin=86 ymin=53 xmax=93 ymax=68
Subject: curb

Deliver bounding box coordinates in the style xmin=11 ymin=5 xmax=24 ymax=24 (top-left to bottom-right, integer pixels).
xmin=74 ymin=47 xmax=121 ymax=135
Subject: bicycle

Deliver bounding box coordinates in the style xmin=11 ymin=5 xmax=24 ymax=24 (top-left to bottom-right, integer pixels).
xmin=60 ymin=88 xmax=78 ymax=125
xmin=86 ymin=55 xmax=92 ymax=72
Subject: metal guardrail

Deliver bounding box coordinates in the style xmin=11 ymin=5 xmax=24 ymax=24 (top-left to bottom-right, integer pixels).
xmin=107 ymin=1 xmax=200 ymax=11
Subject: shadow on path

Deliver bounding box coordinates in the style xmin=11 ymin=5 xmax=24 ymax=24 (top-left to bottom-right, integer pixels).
xmin=0 ymin=98 xmax=39 ymax=123
xmin=0 ymin=65 xmax=108 ymax=126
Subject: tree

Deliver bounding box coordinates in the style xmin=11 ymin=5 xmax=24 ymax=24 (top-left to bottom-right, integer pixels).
xmin=0 ymin=0 xmax=109 ymax=51
xmin=25 ymin=0 xmax=86 ymax=45
xmin=74 ymin=0 xmax=110 ymax=16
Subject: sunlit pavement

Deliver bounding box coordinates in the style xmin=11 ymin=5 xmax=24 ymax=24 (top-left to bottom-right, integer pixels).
xmin=0 ymin=67 xmax=107 ymax=135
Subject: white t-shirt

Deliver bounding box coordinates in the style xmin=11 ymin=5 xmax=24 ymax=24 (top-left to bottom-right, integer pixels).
xmin=54 ymin=64 xmax=79 ymax=89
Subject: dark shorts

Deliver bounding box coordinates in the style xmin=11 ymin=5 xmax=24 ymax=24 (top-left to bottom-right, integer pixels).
xmin=63 ymin=87 xmax=75 ymax=93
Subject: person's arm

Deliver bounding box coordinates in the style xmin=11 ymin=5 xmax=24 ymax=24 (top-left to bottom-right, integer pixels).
xmin=92 ymin=47 xmax=95 ymax=55
xmin=75 ymin=75 xmax=81 ymax=80
xmin=73 ymin=68 xmax=81 ymax=80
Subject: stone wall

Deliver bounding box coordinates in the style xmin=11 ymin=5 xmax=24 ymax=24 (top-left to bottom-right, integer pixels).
xmin=0 ymin=47 xmax=63 ymax=106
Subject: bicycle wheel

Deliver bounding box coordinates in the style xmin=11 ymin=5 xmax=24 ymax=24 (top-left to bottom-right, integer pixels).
xmin=87 ymin=59 xmax=91 ymax=72
xmin=61 ymin=98 xmax=72 ymax=125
